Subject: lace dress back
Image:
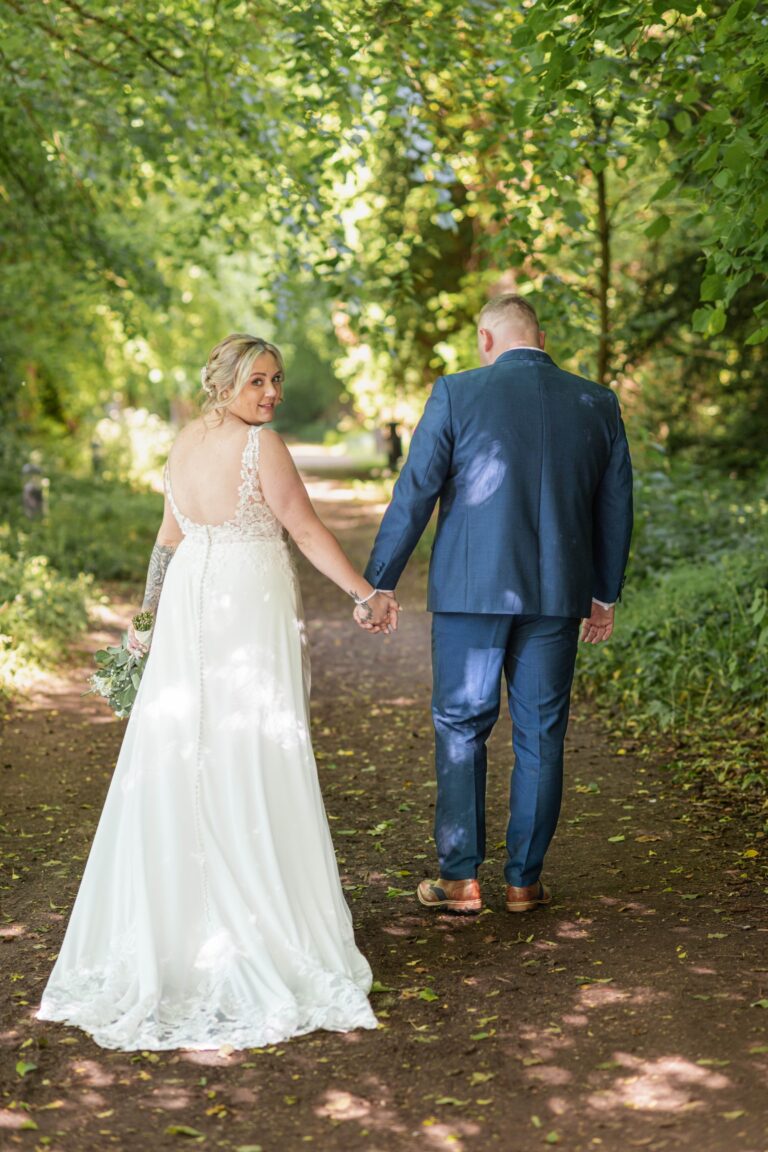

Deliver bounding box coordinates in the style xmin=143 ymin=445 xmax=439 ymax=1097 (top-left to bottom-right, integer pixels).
xmin=37 ymin=422 xmax=376 ymax=1051
xmin=164 ymin=424 xmax=284 ymax=544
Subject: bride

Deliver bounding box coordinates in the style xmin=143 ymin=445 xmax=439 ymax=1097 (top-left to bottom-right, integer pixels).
xmin=37 ymin=333 xmax=398 ymax=1051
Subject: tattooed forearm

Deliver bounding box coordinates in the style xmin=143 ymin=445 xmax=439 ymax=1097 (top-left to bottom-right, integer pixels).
xmin=141 ymin=543 xmax=177 ymax=614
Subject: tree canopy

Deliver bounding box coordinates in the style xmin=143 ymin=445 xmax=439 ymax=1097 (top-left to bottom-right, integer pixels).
xmin=1 ymin=0 xmax=765 ymax=465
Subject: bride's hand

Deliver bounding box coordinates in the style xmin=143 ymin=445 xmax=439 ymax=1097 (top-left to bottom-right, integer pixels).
xmin=354 ymin=590 xmax=400 ymax=634
xmin=127 ymin=621 xmax=150 ymax=658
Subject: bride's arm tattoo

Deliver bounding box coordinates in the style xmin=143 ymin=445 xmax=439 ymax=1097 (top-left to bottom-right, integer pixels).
xmin=349 ymin=588 xmax=374 ymax=624
xmin=141 ymin=543 xmax=178 ymax=614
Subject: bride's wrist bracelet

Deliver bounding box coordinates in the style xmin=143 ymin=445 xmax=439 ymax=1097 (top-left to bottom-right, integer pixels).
xmin=352 ymin=587 xmax=379 ymax=606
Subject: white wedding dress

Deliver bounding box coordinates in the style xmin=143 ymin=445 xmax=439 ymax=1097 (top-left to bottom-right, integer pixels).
xmin=37 ymin=425 xmax=377 ymax=1050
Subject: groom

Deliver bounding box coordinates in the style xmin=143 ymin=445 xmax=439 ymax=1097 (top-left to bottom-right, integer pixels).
xmin=365 ymin=294 xmax=633 ymax=914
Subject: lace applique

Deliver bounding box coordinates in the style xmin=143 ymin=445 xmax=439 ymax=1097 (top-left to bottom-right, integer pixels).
xmin=38 ymin=939 xmax=377 ymax=1051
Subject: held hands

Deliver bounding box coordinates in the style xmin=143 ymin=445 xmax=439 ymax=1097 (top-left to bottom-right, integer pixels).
xmin=581 ymin=601 xmax=615 ymax=644
xmin=353 ymin=590 xmax=400 ymax=635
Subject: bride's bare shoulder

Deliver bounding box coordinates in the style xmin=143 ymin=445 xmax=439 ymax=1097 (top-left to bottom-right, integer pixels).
xmin=259 ymin=427 xmax=294 ymax=463
xmin=170 ymin=417 xmax=248 ymax=458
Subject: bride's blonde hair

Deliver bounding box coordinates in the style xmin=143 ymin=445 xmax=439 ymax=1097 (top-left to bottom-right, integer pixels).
xmin=200 ymin=333 xmax=285 ymax=419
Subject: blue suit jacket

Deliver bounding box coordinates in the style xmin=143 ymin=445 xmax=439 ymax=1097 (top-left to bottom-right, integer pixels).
xmin=364 ymin=349 xmax=633 ymax=617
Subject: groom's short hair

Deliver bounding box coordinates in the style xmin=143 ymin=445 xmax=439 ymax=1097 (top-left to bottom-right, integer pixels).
xmin=479 ymin=294 xmax=540 ymax=333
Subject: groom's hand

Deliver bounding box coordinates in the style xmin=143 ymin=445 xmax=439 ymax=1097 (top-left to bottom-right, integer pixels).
xmin=581 ymin=601 xmax=615 ymax=644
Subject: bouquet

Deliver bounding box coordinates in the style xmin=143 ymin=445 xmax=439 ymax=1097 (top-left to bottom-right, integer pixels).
xmin=88 ymin=611 xmax=154 ymax=718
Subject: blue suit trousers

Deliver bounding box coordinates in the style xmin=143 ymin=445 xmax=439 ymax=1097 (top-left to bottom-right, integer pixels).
xmin=431 ymin=613 xmax=580 ymax=887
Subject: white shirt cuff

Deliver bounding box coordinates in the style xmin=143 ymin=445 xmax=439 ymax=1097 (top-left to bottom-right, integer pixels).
xmin=592 ymin=598 xmax=614 ymax=609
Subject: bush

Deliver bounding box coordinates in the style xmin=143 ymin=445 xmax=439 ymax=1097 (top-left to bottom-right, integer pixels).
xmin=579 ymin=466 xmax=768 ymax=795
xmin=0 ymin=460 xmax=161 ymax=697
xmin=629 ymin=465 xmax=768 ymax=582
xmin=3 ymin=473 xmax=162 ymax=583
xmin=0 ymin=544 xmax=91 ymax=694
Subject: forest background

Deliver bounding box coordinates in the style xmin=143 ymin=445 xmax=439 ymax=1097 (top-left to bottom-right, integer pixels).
xmin=0 ymin=0 xmax=766 ymax=800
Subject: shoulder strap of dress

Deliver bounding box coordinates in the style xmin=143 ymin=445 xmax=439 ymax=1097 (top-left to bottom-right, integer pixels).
xmin=241 ymin=424 xmax=262 ymax=473
xmin=164 ymin=460 xmax=185 ymax=526
xmin=237 ymin=424 xmax=263 ymax=507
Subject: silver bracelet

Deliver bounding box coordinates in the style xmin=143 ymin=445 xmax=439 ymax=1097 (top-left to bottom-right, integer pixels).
xmin=353 ymin=588 xmax=379 ymax=606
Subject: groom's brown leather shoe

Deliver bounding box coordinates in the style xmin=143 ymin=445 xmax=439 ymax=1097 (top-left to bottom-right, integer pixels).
xmin=505 ymin=881 xmax=551 ymax=913
xmin=417 ymin=878 xmax=482 ymax=915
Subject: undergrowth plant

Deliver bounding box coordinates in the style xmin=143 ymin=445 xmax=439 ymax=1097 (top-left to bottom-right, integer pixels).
xmin=579 ymin=467 xmax=768 ymax=797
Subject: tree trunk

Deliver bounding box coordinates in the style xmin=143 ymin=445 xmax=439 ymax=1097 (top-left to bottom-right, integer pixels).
xmin=595 ymin=165 xmax=611 ymax=386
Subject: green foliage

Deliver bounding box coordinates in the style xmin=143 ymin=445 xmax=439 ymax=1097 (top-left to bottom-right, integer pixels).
xmin=90 ymin=632 xmax=150 ymax=718
xmin=0 ymin=543 xmax=91 ymax=694
xmin=6 ymin=475 xmax=162 ymax=583
xmin=580 ymin=467 xmax=768 ymax=792
xmin=0 ymin=461 xmax=160 ymax=695
xmin=503 ymin=0 xmax=768 ymax=326
xmin=630 ymin=467 xmax=768 ymax=580
xmin=1 ymin=0 xmax=766 ymax=463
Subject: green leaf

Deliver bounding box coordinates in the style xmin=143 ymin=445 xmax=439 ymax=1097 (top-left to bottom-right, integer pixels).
xmin=16 ymin=1060 xmax=37 ymax=1077
xmin=165 ymin=1126 xmax=205 ymax=1139
xmin=650 ymin=177 xmax=678 ymax=203
xmin=694 ymin=142 xmax=719 ymax=172
xmin=723 ymin=140 xmax=750 ymax=174
xmin=745 ymin=324 xmax=768 ymax=346
xmin=644 ymin=214 xmax=671 ymax=240
xmin=607 ymin=834 xmax=625 ymax=843
xmin=419 ymin=987 xmax=439 ymax=1002
xmin=713 ymin=169 xmax=733 ymax=190
xmin=692 ymin=307 xmax=713 ymax=333
xmin=709 ymin=307 xmax=727 ymax=335
xmin=700 ymin=274 xmax=725 ymax=302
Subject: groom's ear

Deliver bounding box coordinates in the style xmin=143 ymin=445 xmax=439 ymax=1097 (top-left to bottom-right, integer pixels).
xmin=478 ymin=327 xmax=494 ymax=357
xmin=538 ymin=329 xmax=546 ymax=350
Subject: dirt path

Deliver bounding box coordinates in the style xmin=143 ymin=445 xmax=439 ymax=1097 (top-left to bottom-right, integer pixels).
xmin=1 ymin=480 xmax=767 ymax=1152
